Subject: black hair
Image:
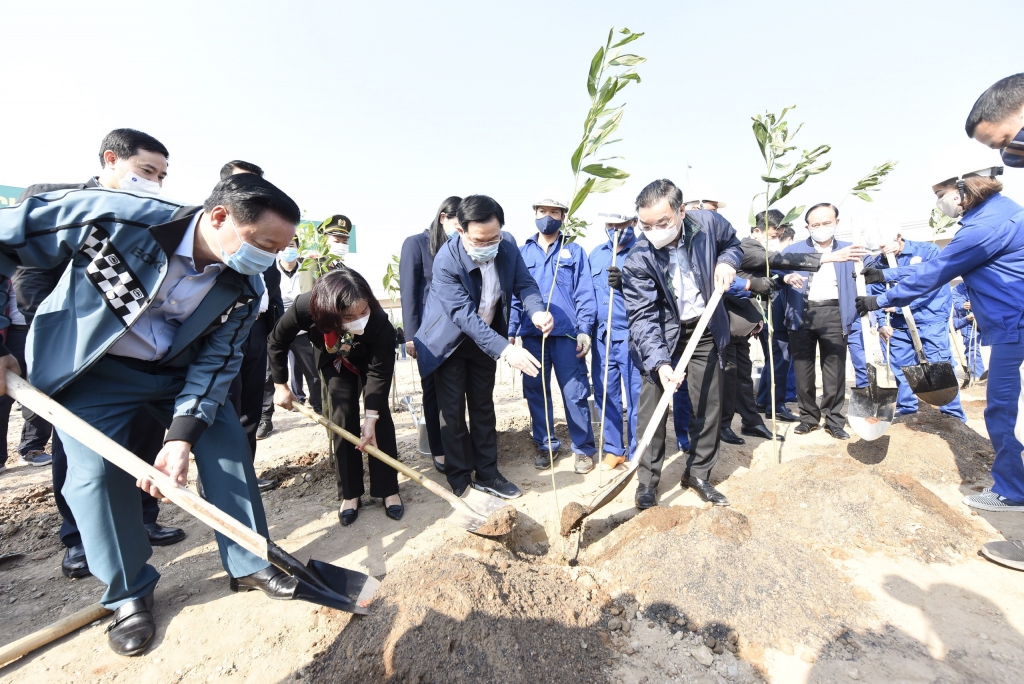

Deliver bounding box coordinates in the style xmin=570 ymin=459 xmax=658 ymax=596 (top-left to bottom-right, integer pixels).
xmin=308 ymin=266 xmax=383 ymax=334
xmin=636 ymin=179 xmax=683 ymax=212
xmin=98 ymin=128 xmax=169 ymax=167
xmin=966 ymin=73 xmax=1024 ymax=137
xmin=781 ymin=226 xmax=796 ymax=242
xmin=753 ymin=209 xmax=785 ymax=232
xmin=804 ymin=203 xmax=838 ymax=223
xmin=429 ymin=196 xmax=462 ymax=256
xmin=203 ymin=174 xmax=300 ymax=226
xmin=456 ymin=195 xmax=505 ymax=230
xmin=220 ymin=160 xmax=265 ymax=180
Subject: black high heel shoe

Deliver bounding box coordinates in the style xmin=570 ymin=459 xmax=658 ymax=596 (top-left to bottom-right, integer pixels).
xmin=384 ymin=494 xmax=404 ymax=521
xmin=339 ymin=499 xmax=362 ymax=526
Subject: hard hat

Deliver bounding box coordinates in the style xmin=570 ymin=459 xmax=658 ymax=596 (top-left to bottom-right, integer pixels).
xmin=597 ymin=209 xmax=637 ymax=223
xmin=684 ymin=179 xmax=726 ymax=208
xmin=929 ymin=140 xmax=1005 ymax=189
xmin=532 ymin=198 xmax=569 ymax=212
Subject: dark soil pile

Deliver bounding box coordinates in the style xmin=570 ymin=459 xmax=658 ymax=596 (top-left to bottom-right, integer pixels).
xmin=310 ymin=542 xmax=610 ymax=683
xmin=0 ymin=483 xmax=63 ymax=562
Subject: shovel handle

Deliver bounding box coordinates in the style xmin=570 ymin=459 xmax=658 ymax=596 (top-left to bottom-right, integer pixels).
xmin=4 ymin=371 xmax=269 ymax=561
xmin=290 ymin=402 xmax=462 ymax=509
xmin=884 ymin=253 xmax=927 ymax=363
xmin=0 ymin=602 xmax=110 ymax=669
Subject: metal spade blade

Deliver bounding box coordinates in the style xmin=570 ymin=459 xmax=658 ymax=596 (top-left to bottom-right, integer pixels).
xmin=849 ymin=365 xmax=898 ymax=441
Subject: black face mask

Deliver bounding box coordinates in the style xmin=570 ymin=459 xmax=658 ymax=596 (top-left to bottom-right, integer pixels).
xmin=1001 ymin=125 xmax=1024 ymax=168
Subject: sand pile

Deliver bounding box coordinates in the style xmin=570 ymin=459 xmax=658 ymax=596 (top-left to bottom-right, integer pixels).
xmin=311 ymin=539 xmax=609 ymax=683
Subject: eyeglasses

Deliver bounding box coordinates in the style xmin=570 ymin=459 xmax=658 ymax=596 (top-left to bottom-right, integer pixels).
xmin=464 ymin=235 xmax=501 ymax=248
xmin=807 ymin=219 xmax=836 ymax=230
xmin=638 ymin=219 xmax=676 ymax=231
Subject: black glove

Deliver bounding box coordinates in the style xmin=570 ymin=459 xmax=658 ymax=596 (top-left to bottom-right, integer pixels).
xmin=748 ymin=277 xmax=775 ymax=295
xmin=607 ymin=265 xmax=623 ymax=291
xmin=855 ymin=296 xmax=881 ymax=317
xmin=860 ymin=267 xmax=885 ymax=285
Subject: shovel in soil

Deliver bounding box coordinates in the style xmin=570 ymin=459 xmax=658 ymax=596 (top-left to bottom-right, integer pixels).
xmin=4 ymin=371 xmax=378 ymax=615
xmin=848 ymin=263 xmax=897 ymax=441
xmin=884 ymin=254 xmax=959 ymax=407
xmin=290 ymin=403 xmax=517 ymax=537
xmin=560 ymin=288 xmax=724 ymax=537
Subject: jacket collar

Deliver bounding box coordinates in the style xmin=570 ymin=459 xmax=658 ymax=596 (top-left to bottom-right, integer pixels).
xmin=149 ymin=205 xmax=203 ymax=256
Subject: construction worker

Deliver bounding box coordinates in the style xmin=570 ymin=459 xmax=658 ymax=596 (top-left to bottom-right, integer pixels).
xmin=863 ymin=234 xmax=966 ymax=422
xmin=590 ymin=209 xmax=642 ymax=470
xmin=952 ymin=282 xmax=986 ymax=381
xmin=509 ymin=198 xmax=599 ymax=473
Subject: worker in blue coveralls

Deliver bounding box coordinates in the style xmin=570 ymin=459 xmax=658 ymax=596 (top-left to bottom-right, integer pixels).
xmin=509 ymin=198 xmax=599 ymax=474
xmin=590 ymin=208 xmax=642 ymax=471
xmin=848 ymin=317 xmax=869 ymax=389
xmin=952 ymin=281 xmax=987 ymax=381
xmin=864 ymin=234 xmax=966 ymax=422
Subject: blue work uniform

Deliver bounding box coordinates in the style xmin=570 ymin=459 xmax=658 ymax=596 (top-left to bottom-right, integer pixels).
xmin=868 ymin=240 xmax=966 ymax=421
xmin=509 ymin=233 xmax=598 ymax=455
xmin=590 ymin=227 xmax=642 ymax=458
xmin=952 ymin=282 xmax=986 ymax=378
xmin=756 ymin=290 xmax=798 ymax=409
xmin=849 ymin=316 xmax=868 ymax=389
xmin=875 ymin=194 xmax=1024 ymax=502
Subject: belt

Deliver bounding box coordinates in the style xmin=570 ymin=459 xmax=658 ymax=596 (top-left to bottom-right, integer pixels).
xmin=807 ymin=299 xmax=839 ymax=307
xmin=9 ymin=324 xmax=28 ymax=332
xmin=107 ymin=355 xmax=187 ymax=376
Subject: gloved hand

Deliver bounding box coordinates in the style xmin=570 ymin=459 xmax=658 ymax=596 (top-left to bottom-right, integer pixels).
xmin=855 ymin=296 xmax=881 ymax=317
xmin=575 ymin=333 xmax=591 ymax=358
xmin=749 ymin=277 xmax=775 ymax=295
xmin=607 ymin=266 xmax=623 ymax=291
xmin=860 ymin=267 xmax=885 ymax=285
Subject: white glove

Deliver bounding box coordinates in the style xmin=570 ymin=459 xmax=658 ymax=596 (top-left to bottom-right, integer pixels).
xmin=576 ymin=333 xmax=591 ymax=358
xmin=501 ymin=344 xmax=541 ymax=377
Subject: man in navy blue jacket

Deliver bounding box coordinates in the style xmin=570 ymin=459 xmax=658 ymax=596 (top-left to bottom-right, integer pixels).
xmin=621 ymin=179 xmax=741 ymax=509
xmin=779 ymin=203 xmax=857 ymax=440
xmin=414 ymin=195 xmax=552 ymax=499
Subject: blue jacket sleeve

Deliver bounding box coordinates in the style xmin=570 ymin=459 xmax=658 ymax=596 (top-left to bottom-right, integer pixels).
xmin=712 ymin=214 xmax=743 ymax=270
xmin=622 ymin=253 xmax=672 ymax=376
xmin=399 ymin=235 xmax=424 ymax=337
xmin=728 ymin=279 xmax=751 ymax=297
xmin=434 ymin=260 xmax=510 ymax=360
xmin=572 ymin=246 xmax=597 ymax=335
xmin=512 ymin=248 xmax=544 ymax=323
xmin=507 ymin=294 xmax=523 ymax=337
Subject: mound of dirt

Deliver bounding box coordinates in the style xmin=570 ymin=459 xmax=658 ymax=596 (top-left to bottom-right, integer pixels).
xmin=730 ymin=455 xmax=985 ymax=562
xmin=311 ymin=542 xmax=609 ymax=683
xmin=587 ymin=505 xmax=866 ymax=657
xmin=496 ymin=419 xmax=570 ymax=465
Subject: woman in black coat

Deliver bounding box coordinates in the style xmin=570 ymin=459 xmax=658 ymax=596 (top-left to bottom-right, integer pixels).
xmin=269 ymin=267 xmax=403 ymax=526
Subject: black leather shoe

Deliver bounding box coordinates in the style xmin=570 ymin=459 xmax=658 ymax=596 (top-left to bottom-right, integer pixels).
xmin=825 ymin=426 xmax=850 ymax=440
xmin=145 ymin=523 xmax=186 ymax=547
xmin=106 ymin=594 xmax=154 ymax=656
xmin=256 ymin=478 xmax=277 ymax=493
xmin=741 ymin=424 xmax=783 ymax=441
xmin=384 ymin=494 xmax=404 ymax=521
xmin=793 ymin=422 xmax=820 ymax=435
xmin=719 ymin=427 xmax=745 ymax=445
xmin=432 ymin=456 xmax=446 ymax=474
xmin=766 ymin=406 xmax=800 ymax=423
xmin=682 ymin=476 xmax=729 ymax=506
xmin=635 ymin=483 xmax=658 ymax=510
xmin=62 ymin=543 xmax=90 ymax=579
xmin=339 ymin=499 xmax=362 ymax=526
xmin=229 ymin=566 xmax=298 ymax=600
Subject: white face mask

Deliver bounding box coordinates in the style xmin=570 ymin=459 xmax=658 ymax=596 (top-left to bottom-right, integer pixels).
xmin=118 ymin=168 xmax=161 ymax=195
xmin=809 ymin=226 xmax=835 ymax=244
xmin=644 ymin=221 xmax=681 ymax=250
xmin=936 ymin=191 xmax=963 ymax=219
xmin=329 ymin=242 xmax=349 ymax=258
xmin=766 ymin=239 xmax=781 ymax=252
xmin=344 ymin=312 xmax=370 ymax=335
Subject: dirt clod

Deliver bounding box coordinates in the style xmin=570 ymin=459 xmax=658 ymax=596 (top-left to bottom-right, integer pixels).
xmin=559 ymin=501 xmax=591 ymax=537
xmin=474 ymin=505 xmax=518 ymax=537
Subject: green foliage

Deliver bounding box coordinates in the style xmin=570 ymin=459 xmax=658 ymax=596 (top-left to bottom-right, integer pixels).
xmin=564 ymin=27 xmax=645 ymax=243
xmin=382 ymin=254 xmax=401 ymax=306
xmin=929 ymin=207 xmax=958 ymax=235
xmin=842 ymin=160 xmax=898 ymax=205
xmin=296 ymin=220 xmax=342 ymax=278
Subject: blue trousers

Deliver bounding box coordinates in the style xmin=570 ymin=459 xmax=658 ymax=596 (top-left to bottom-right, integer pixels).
xmin=522 ymin=335 xmax=596 ymax=455
xmin=849 ymin=317 xmax=868 ymax=389
xmin=672 ymin=380 xmax=691 ymax=451
xmin=961 ymin=325 xmax=986 ymax=378
xmin=591 ymin=337 xmax=641 ymax=458
xmin=881 ymin=324 xmax=966 ymax=422
xmin=985 ymin=336 xmax=1024 ymax=502
xmin=757 ymin=326 xmax=796 ymax=408
xmin=57 ymin=357 xmax=270 ymax=610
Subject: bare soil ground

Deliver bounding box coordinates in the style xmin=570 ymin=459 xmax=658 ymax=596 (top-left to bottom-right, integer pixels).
xmin=0 ymin=362 xmax=1022 ymax=684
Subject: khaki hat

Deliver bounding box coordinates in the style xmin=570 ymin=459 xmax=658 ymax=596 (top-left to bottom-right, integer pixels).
xmin=319 ymin=214 xmax=352 ymax=236
xmin=532 ymin=198 xmax=569 ymax=212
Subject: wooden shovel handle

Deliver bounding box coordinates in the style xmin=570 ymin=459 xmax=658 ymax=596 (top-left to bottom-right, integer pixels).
xmin=290 ymin=402 xmax=462 ymax=508
xmin=0 ymin=602 xmax=110 ymax=669
xmin=4 ymin=372 xmax=269 ymax=560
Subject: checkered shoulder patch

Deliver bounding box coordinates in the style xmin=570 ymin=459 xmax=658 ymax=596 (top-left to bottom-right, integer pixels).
xmin=81 ymin=226 xmax=148 ymax=327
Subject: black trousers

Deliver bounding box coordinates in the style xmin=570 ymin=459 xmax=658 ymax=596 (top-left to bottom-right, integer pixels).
xmin=720 ymin=336 xmax=766 ymax=430
xmin=420 ymin=370 xmax=444 ymax=456
xmin=434 ymin=339 xmax=500 ymax=491
xmin=322 ymin=363 xmax=399 ymax=500
xmin=637 ymin=323 xmax=722 ymax=487
xmin=231 ymin=315 xmax=271 ymax=460
xmin=789 ymin=302 xmax=847 ymax=430
xmin=262 ymin=333 xmax=322 ymax=420
xmin=51 ymin=408 xmax=164 ymax=548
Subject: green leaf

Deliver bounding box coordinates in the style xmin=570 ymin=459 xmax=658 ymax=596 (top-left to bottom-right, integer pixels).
xmin=618 ymin=70 xmax=641 ymax=83
xmin=853 ymin=191 xmax=872 ymax=202
xmin=569 ymin=177 xmax=596 ymax=218
xmin=781 ymin=205 xmax=805 ymax=225
xmin=760 ymin=175 xmax=785 ymax=184
xmin=587 ymin=46 xmax=604 ymax=99
xmin=582 ymin=163 xmax=629 ymax=179
xmin=611 ymin=31 xmax=643 ymax=48
xmin=570 ymin=140 xmax=586 ymax=175
xmin=592 ymin=178 xmax=627 ymax=193
xmin=752 ymin=120 xmax=769 ymax=161
xmin=609 ymin=54 xmax=646 ymax=66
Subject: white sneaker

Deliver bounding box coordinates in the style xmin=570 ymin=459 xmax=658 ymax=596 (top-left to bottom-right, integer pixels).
xmin=964 ymin=491 xmax=1024 ymax=512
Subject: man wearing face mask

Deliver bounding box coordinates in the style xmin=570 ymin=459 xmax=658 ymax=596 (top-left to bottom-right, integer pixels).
xmin=622 ymin=179 xmax=741 ymax=509
xmin=320 ymin=214 xmax=352 ymax=261
xmin=415 ymin=195 xmax=553 ymax=499
xmin=779 ymin=203 xmax=858 ymax=440
xmin=509 ymin=198 xmax=598 ymax=474
xmin=13 ymin=128 xmax=186 ymax=581
xmin=0 ymin=173 xmax=301 ymax=656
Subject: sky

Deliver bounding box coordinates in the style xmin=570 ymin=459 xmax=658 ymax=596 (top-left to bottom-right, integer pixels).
xmin=2 ymin=0 xmax=1021 ymax=296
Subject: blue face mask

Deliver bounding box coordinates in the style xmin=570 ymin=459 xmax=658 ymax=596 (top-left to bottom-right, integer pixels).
xmin=217 ymin=219 xmax=278 ymax=276
xmin=606 ymin=224 xmax=635 ymax=246
xmin=280 ymin=246 xmax=299 ymax=262
xmin=1001 ymin=125 xmax=1024 ymax=168
xmin=464 ymin=239 xmax=500 ymax=264
xmin=536 ymin=216 xmax=563 ymax=235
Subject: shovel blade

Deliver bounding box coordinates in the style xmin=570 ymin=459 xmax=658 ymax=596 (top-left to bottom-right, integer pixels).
xmin=586 ymin=458 xmax=641 ymax=516
xmin=462 ymin=486 xmax=510 ymax=516
xmin=848 ymin=366 xmax=897 ymax=441
xmin=267 ymin=541 xmax=378 ymax=614
xmin=901 ymin=361 xmax=959 ymax=407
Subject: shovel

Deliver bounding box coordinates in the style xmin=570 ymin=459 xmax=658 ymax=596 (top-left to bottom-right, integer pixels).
xmin=848 ymin=262 xmax=897 ymax=441
xmin=290 ymin=403 xmax=517 ymax=537
xmin=884 ymin=254 xmax=959 ymax=406
xmin=4 ymin=371 xmax=378 ymax=615
xmin=560 ymin=288 xmax=724 ymax=536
